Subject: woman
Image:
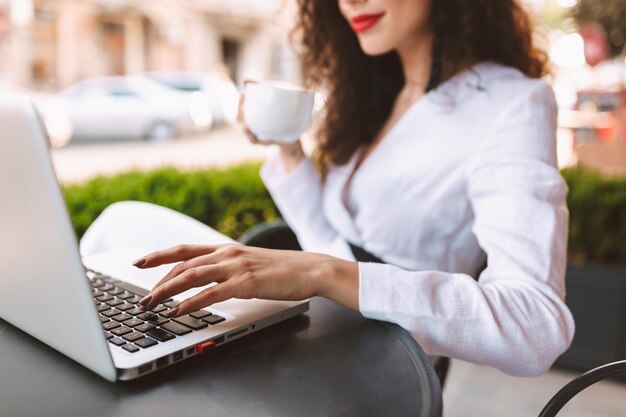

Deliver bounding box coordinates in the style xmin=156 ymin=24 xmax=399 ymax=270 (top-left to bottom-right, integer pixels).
xmin=81 ymin=0 xmax=575 ymax=376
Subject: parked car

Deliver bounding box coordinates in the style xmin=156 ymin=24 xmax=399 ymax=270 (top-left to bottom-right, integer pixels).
xmin=39 ymin=76 xmax=213 ymax=145
xmin=142 ymin=71 xmax=239 ymax=127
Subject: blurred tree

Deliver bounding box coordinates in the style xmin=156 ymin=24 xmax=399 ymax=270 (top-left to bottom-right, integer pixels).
xmin=571 ymin=0 xmax=626 ymax=57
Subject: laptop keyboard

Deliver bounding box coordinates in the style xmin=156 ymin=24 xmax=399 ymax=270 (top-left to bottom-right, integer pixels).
xmin=88 ymin=270 xmax=226 ymax=354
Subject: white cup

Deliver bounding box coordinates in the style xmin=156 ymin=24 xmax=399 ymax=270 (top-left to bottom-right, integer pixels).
xmin=242 ymin=81 xmax=315 ymax=143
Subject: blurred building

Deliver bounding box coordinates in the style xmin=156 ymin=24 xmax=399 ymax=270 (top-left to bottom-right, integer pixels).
xmin=0 ymin=0 xmax=301 ymax=90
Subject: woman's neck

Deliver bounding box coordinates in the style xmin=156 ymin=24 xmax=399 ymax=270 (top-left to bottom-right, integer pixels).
xmin=395 ymin=31 xmax=434 ymax=99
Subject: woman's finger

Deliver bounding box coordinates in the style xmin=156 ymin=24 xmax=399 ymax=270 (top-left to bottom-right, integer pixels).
xmin=243 ymin=126 xmax=262 ymax=144
xmin=236 ymin=90 xmax=245 ymax=124
xmin=134 ymin=244 xmax=223 ymax=268
xmin=171 ymin=280 xmax=242 ymax=317
xmin=144 ymin=264 xmax=226 ymax=309
xmin=236 ymin=79 xmax=257 ymax=124
xmin=150 ymin=251 xmax=222 ymax=290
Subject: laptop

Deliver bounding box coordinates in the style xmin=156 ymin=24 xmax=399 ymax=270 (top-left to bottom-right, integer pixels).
xmin=0 ymin=93 xmax=309 ymax=381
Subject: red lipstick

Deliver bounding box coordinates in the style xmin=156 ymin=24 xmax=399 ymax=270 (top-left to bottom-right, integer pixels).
xmin=351 ymin=13 xmax=385 ymax=33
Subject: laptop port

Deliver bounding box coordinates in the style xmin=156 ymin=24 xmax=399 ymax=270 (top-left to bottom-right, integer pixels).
xmin=172 ymin=350 xmax=183 ymax=362
xmin=138 ymin=363 xmax=152 ymax=375
xmin=156 ymin=356 xmax=169 ymax=369
xmin=186 ymin=347 xmax=195 ymax=356
xmin=227 ymin=327 xmax=248 ymax=339
xmin=212 ymin=335 xmax=225 ymax=345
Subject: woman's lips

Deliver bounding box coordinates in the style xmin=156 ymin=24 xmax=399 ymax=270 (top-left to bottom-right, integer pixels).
xmin=351 ymin=13 xmax=385 ymax=33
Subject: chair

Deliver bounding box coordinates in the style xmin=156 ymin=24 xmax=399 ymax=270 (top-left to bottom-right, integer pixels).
xmin=538 ymin=360 xmax=626 ymax=417
xmin=238 ymin=220 xmax=451 ymax=387
xmin=238 ymin=219 xmax=301 ymax=251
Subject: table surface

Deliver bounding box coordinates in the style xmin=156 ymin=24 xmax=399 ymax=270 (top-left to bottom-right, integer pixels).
xmin=0 ymin=297 xmax=442 ymax=417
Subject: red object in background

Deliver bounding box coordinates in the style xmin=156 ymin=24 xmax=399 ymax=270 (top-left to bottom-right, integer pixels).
xmin=580 ymin=24 xmax=611 ymax=67
xmin=597 ymin=112 xmax=616 ymax=143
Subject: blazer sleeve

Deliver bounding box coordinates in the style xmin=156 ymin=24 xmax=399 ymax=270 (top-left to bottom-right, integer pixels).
xmin=260 ymin=149 xmax=355 ymax=261
xmin=358 ymin=81 xmax=575 ymax=376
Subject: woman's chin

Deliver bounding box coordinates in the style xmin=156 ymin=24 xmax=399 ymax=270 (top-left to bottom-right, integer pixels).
xmin=357 ymin=39 xmax=395 ymax=57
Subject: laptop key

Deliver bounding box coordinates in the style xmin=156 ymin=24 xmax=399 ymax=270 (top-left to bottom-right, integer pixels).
xmin=135 ymin=323 xmax=156 ymax=333
xmin=150 ymin=305 xmax=168 ymax=314
xmin=101 ymin=283 xmax=114 ymax=292
xmin=104 ymin=332 xmax=114 ymax=340
xmin=114 ymin=281 xmax=149 ymax=297
xmin=127 ymin=307 xmax=145 ymax=316
xmin=109 ymin=337 xmax=126 ymax=346
xmin=100 ymin=317 xmax=110 ymax=323
xmin=108 ymin=288 xmax=124 ymax=296
xmin=117 ymin=292 xmax=134 ymax=300
xmin=122 ymin=331 xmax=144 ymax=342
xmin=137 ymin=311 xmax=155 ymax=320
xmin=135 ymin=337 xmax=158 ymax=349
xmin=122 ymin=343 xmax=140 ymax=353
xmin=203 ymin=315 xmax=226 ymax=325
xmin=160 ymin=321 xmax=192 ymax=336
xmin=103 ymin=321 xmax=121 ymax=331
xmin=189 ymin=310 xmax=211 ymax=319
xmin=123 ymin=318 xmax=144 ymax=328
xmin=127 ymin=295 xmax=142 ymax=304
xmin=111 ymin=326 xmax=132 ymax=337
xmin=116 ymin=303 xmax=134 ymax=312
xmin=96 ymin=294 xmax=113 ymax=302
xmin=173 ymin=315 xmax=208 ymax=330
xmin=138 ymin=312 xmax=169 ymax=326
xmin=101 ymin=309 xmax=120 ymax=318
xmin=164 ymin=300 xmax=180 ymax=308
xmin=106 ymin=299 xmax=123 ymax=307
xmin=146 ymin=328 xmax=175 ymax=342
xmin=112 ymin=313 xmax=133 ymax=322
xmin=97 ymin=304 xmax=110 ymax=313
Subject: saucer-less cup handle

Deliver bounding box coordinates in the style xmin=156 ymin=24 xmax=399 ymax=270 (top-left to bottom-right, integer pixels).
xmin=242 ymin=82 xmax=316 ymax=144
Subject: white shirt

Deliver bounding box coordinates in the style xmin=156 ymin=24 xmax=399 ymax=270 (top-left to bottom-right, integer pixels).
xmin=260 ymin=62 xmax=575 ymax=377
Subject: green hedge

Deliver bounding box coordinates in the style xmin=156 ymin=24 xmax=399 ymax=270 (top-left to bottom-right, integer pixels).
xmin=562 ymin=166 xmax=626 ymax=267
xmin=63 ymin=162 xmax=280 ymax=240
xmin=63 ymin=163 xmax=626 ymax=267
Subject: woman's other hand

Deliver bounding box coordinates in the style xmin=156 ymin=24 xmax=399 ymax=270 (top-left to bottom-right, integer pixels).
xmin=134 ymin=244 xmax=359 ymax=316
xmin=237 ymin=80 xmax=305 ymax=173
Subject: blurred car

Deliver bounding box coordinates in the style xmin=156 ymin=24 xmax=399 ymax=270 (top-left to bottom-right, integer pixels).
xmin=40 ymin=76 xmax=213 ymax=146
xmin=142 ymin=71 xmax=239 ymax=127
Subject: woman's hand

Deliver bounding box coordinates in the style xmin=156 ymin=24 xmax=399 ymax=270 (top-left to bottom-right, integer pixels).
xmin=237 ymin=80 xmax=305 ymax=173
xmin=134 ymin=244 xmax=360 ymax=316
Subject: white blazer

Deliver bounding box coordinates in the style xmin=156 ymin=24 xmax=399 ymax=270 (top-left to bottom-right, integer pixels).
xmin=261 ymin=61 xmax=575 ymax=376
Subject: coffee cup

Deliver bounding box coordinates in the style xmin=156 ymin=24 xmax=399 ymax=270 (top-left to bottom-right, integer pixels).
xmin=242 ymin=81 xmax=315 ymax=144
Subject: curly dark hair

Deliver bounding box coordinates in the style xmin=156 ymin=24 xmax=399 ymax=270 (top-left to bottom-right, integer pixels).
xmin=292 ymin=0 xmax=549 ymax=172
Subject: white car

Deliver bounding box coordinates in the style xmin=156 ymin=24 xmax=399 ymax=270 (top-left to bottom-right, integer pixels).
xmin=143 ymin=71 xmax=239 ymax=127
xmin=41 ymin=76 xmax=213 ymax=146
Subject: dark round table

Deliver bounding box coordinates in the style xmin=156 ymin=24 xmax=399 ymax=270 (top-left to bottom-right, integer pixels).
xmin=0 ymin=297 xmax=442 ymax=417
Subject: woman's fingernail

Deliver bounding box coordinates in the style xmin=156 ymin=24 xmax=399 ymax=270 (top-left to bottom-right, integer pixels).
xmin=139 ymin=294 xmax=152 ymax=305
xmin=133 ymin=258 xmax=146 ymax=268
xmin=166 ymin=307 xmax=180 ymax=318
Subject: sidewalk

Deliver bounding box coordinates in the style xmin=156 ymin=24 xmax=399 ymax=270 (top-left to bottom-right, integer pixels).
xmin=444 ymin=359 xmax=626 ymax=416
xmin=51 ymin=127 xmax=271 ymax=184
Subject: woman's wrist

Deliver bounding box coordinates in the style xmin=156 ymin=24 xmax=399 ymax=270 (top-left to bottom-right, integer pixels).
xmin=314 ymin=256 xmax=360 ymax=312
xmin=279 ymin=141 xmax=305 ymax=174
